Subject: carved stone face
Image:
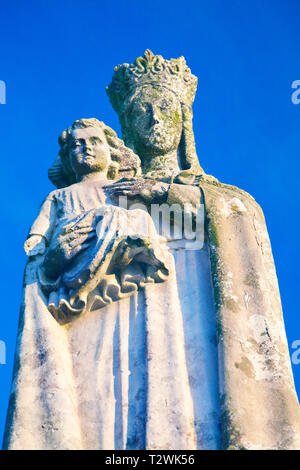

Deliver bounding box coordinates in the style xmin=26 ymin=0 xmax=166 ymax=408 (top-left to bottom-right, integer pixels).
xmin=69 ymin=127 xmax=111 ymax=177
xmin=127 ymin=85 xmax=182 ymax=157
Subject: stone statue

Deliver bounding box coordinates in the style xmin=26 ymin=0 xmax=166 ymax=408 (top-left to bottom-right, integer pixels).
xmin=25 ymin=118 xmax=169 ymax=323
xmin=3 ymin=118 xmax=174 ymax=450
xmin=107 ymin=50 xmax=300 ymax=450
xmin=3 ymin=51 xmax=300 ymax=450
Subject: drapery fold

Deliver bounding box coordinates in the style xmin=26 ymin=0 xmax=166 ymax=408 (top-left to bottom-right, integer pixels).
xmin=3 ymin=248 xmax=220 ymax=450
xmin=201 ymin=180 xmax=300 ymax=449
xmin=3 ymin=179 xmax=300 ymax=450
xmin=38 ymin=205 xmax=169 ymax=323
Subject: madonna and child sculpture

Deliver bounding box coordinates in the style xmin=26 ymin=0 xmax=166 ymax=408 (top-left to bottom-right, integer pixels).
xmin=3 ymin=50 xmax=300 ymax=450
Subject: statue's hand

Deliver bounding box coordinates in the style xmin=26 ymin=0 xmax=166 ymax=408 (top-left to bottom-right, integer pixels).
xmin=104 ymin=178 xmax=169 ymax=204
xmin=24 ymin=235 xmax=47 ymax=257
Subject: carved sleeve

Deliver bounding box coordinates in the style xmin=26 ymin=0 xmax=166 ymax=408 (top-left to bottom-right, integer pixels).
xmin=27 ymin=192 xmax=57 ymax=244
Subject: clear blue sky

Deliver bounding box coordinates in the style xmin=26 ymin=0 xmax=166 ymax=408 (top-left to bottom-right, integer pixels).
xmin=0 ymin=0 xmax=300 ymax=443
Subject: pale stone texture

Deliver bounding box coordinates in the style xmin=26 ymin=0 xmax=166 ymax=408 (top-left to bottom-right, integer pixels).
xmin=3 ymin=244 xmax=220 ymax=450
xmin=173 ymin=177 xmax=300 ymax=449
xmin=106 ymin=50 xmax=300 ymax=449
xmin=3 ymin=118 xmax=220 ymax=450
xmin=3 ymin=51 xmax=300 ymax=450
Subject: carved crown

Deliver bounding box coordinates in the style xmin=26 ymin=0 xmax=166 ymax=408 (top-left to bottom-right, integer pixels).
xmin=106 ymin=50 xmax=198 ymax=114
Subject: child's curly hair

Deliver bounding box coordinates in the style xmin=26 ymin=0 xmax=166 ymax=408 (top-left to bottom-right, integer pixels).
xmin=48 ymin=118 xmax=141 ymax=188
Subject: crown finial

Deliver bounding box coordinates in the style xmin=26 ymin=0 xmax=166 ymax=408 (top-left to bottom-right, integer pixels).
xmin=106 ymin=50 xmax=198 ymax=114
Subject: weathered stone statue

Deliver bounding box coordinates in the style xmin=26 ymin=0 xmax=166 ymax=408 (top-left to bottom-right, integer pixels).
xmin=26 ymin=119 xmax=169 ymax=322
xmin=3 ymin=50 xmax=300 ymax=450
xmin=3 ymin=118 xmax=173 ymax=450
xmin=106 ymin=50 xmax=300 ymax=450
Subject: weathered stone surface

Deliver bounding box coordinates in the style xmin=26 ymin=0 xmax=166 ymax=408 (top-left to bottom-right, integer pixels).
xmin=3 ymin=51 xmax=300 ymax=450
xmin=106 ymin=49 xmax=204 ymax=179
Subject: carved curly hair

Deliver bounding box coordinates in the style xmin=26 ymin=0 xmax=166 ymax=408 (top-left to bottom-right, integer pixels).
xmin=48 ymin=118 xmax=141 ymax=189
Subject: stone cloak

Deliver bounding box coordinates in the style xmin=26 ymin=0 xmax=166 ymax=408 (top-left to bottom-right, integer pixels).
xmin=201 ymin=178 xmax=300 ymax=449
xmin=3 ymin=177 xmax=300 ymax=450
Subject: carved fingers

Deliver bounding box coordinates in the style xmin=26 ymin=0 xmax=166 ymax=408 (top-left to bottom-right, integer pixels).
xmin=105 ymin=181 xmax=141 ymax=198
xmin=66 ymin=230 xmax=96 ymax=250
xmin=104 ymin=179 xmax=169 ymax=203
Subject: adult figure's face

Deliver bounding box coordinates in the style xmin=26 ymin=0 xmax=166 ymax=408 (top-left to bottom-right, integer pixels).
xmin=127 ymin=85 xmax=183 ymax=156
xmin=69 ymin=126 xmax=111 ymax=177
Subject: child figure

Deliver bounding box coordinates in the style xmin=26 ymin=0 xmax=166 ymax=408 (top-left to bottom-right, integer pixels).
xmin=4 ymin=119 xmax=204 ymax=451
xmin=24 ymin=118 xmax=169 ymax=323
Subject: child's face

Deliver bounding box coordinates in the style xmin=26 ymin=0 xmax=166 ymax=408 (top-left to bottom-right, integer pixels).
xmin=70 ymin=126 xmax=111 ymax=177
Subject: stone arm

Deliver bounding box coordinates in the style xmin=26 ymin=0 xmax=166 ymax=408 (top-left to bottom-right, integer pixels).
xmin=105 ymin=178 xmax=203 ymax=217
xmin=24 ymin=193 xmax=57 ymax=257
xmin=166 ymin=183 xmax=203 ymax=217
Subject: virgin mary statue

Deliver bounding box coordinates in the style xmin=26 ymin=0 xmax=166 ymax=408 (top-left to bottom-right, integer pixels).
xmin=106 ymin=50 xmax=300 ymax=450
xmin=3 ymin=50 xmax=300 ymax=451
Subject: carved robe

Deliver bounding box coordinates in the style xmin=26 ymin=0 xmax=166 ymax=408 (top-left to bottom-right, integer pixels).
xmin=3 ymin=176 xmax=300 ymax=450
xmin=167 ymin=176 xmax=300 ymax=449
xmin=3 ymin=177 xmax=220 ymax=450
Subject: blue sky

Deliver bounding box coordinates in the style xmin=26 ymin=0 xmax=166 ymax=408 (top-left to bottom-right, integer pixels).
xmin=0 ymin=0 xmax=300 ymax=443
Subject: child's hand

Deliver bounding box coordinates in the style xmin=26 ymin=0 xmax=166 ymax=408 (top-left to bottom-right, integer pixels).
xmin=24 ymin=235 xmax=46 ymax=257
